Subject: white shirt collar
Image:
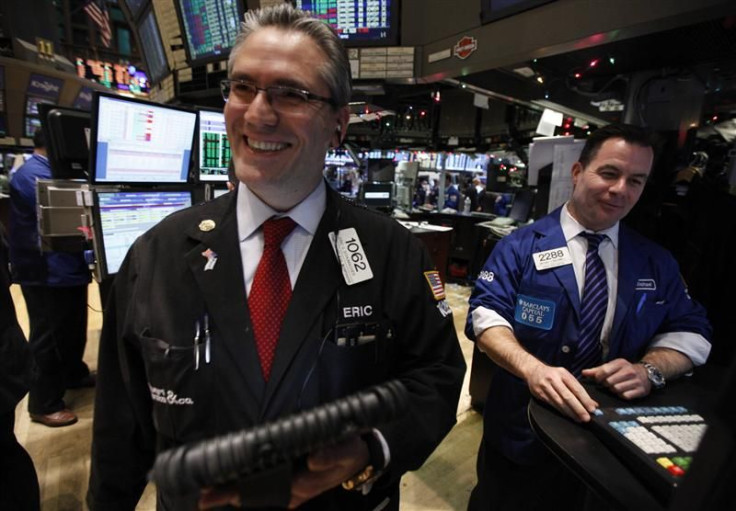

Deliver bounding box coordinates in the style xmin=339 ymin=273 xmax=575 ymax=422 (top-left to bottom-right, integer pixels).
xmin=561 ymin=202 xmax=619 ymax=249
xmin=236 ymin=180 xmax=326 ymax=241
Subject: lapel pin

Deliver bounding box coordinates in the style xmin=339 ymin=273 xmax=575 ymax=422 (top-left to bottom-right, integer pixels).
xmin=202 ymin=248 xmax=218 ymax=271
xmin=199 ymin=219 xmax=216 ymax=232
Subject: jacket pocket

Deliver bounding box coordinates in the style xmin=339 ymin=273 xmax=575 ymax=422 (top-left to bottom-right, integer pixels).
xmin=139 ymin=333 xmax=212 ymax=442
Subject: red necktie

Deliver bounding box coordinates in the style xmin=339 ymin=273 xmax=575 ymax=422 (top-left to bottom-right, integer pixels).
xmin=248 ymin=216 xmax=297 ymax=380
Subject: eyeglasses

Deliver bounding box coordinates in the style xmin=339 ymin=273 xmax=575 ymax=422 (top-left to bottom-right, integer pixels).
xmin=220 ymin=79 xmax=335 ymax=113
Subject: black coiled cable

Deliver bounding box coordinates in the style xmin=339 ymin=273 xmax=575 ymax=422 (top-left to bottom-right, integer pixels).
xmin=149 ymin=379 xmax=409 ymax=494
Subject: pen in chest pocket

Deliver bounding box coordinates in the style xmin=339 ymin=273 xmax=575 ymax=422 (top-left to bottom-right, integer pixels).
xmin=193 ymin=314 xmax=212 ymax=370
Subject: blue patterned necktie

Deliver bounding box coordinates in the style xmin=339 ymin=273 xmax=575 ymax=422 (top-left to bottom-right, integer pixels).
xmin=571 ymin=232 xmax=608 ymax=377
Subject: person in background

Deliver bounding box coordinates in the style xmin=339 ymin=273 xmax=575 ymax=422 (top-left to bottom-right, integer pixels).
xmin=466 ymin=124 xmax=711 ymax=510
xmin=444 ymin=173 xmax=460 ymax=210
xmin=88 ymin=5 xmax=465 ymax=510
xmin=0 ymin=224 xmax=40 ymax=510
xmin=466 ymin=177 xmax=486 ymax=212
xmin=8 ymin=129 xmax=93 ymax=428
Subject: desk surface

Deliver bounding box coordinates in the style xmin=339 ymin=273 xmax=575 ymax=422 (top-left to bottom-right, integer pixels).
xmin=529 ymin=376 xmax=719 ymax=511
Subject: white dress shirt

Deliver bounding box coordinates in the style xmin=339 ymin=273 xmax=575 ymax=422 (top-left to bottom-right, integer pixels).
xmin=237 ymin=180 xmax=326 ymax=295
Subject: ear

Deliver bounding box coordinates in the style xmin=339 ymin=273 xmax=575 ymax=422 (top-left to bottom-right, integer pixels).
xmin=571 ymin=161 xmax=584 ymax=186
xmin=332 ymin=106 xmax=350 ymax=147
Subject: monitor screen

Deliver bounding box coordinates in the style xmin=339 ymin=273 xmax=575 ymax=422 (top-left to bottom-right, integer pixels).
xmin=362 ymin=181 xmax=393 ymax=209
xmin=213 ymin=188 xmax=230 ymax=199
xmin=24 ymin=116 xmax=42 ymax=138
xmin=295 ymin=0 xmax=399 ymax=47
xmin=90 ymin=92 xmax=197 ymax=184
xmin=94 ymin=189 xmax=193 ymax=277
xmin=366 ymin=158 xmax=395 ymax=182
xmin=38 ymin=104 xmax=91 ymax=180
xmin=137 ymin=7 xmax=169 ymax=85
xmin=176 ymin=0 xmax=243 ymax=66
xmin=508 ymin=188 xmax=535 ymax=223
xmin=198 ymin=109 xmax=231 ymax=182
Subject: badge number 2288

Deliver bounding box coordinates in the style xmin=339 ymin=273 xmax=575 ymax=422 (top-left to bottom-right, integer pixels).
xmin=329 ymin=228 xmax=373 ymax=285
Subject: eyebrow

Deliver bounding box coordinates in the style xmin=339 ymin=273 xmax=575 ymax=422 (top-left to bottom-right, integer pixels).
xmin=229 ymin=73 xmax=312 ymax=92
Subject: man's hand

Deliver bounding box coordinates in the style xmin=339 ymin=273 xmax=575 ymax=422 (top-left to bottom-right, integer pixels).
xmin=289 ymin=434 xmax=370 ymax=508
xmin=198 ymin=435 xmax=370 ymax=510
xmin=582 ymin=358 xmax=650 ymax=399
xmin=526 ymin=363 xmax=599 ymax=422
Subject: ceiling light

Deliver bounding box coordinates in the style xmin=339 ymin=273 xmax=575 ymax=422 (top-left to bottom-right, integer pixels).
xmin=513 ymin=66 xmax=536 ymax=78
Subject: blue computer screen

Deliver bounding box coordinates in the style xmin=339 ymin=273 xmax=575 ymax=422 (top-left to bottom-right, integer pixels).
xmin=96 ymin=190 xmax=192 ymax=275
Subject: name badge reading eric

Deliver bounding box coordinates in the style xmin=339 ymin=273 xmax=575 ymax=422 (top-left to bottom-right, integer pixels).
xmin=328 ymin=228 xmax=373 ymax=286
xmin=533 ymin=247 xmax=572 ymax=271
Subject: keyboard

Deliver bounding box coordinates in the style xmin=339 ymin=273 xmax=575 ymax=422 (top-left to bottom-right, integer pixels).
xmin=590 ymin=405 xmax=708 ymax=503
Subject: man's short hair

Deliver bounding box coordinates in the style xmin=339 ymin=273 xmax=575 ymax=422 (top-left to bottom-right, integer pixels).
xmin=578 ymin=124 xmax=654 ymax=168
xmin=32 ymin=128 xmax=45 ymax=149
xmin=228 ymin=4 xmax=352 ymax=109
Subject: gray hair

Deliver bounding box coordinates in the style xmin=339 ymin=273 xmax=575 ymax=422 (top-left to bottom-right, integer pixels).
xmin=227 ymin=4 xmax=352 ymax=109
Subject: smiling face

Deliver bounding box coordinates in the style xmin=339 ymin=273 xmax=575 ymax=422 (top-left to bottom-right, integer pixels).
xmin=224 ymin=27 xmax=349 ymax=211
xmin=567 ymin=137 xmax=654 ymax=231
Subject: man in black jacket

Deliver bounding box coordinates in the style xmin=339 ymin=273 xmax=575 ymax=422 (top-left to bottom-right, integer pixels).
xmin=0 ymin=224 xmax=39 ymax=510
xmin=88 ymin=5 xmax=465 ymax=510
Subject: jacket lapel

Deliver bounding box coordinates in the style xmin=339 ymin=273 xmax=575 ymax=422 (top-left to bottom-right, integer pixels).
xmin=182 ymin=193 xmax=264 ymax=418
xmin=261 ymin=190 xmax=344 ymax=411
xmin=609 ymin=226 xmax=646 ymax=350
xmin=531 ymin=210 xmax=581 ymax=315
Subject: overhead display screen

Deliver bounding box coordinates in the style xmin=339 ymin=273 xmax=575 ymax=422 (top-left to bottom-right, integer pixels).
xmin=295 ymin=0 xmax=399 ymax=47
xmin=137 ymin=8 xmax=170 ymax=84
xmin=176 ymin=0 xmax=243 ymax=65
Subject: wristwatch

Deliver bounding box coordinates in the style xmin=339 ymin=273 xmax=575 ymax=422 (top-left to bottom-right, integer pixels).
xmin=639 ymin=361 xmax=666 ymax=390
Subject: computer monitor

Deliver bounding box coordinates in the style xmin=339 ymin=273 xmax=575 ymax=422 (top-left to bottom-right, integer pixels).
xmin=197 ymin=108 xmax=230 ymax=182
xmin=367 ymin=158 xmax=395 ymax=182
xmin=508 ymin=188 xmax=535 ymax=223
xmin=38 ymin=104 xmax=91 ymax=180
xmin=294 ymin=0 xmax=399 ymax=47
xmin=92 ymin=189 xmax=193 ymax=278
xmin=481 ymin=0 xmax=555 ymax=24
xmin=136 ymin=6 xmax=170 ymax=85
xmin=361 ymin=181 xmax=393 ymax=209
xmin=90 ymin=92 xmax=197 ymax=184
xmin=175 ymin=0 xmax=244 ymax=66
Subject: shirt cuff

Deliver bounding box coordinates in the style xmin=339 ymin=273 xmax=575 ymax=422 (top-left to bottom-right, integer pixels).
xmin=648 ymin=332 xmax=711 ymax=366
xmin=471 ymin=306 xmax=513 ymax=338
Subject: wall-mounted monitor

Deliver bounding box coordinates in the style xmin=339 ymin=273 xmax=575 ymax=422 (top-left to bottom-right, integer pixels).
xmin=92 ymin=189 xmax=193 ymax=278
xmin=38 ymin=104 xmax=91 ymax=181
xmin=481 ymin=0 xmax=556 ymax=24
xmin=121 ymin=0 xmax=148 ymax=19
xmin=361 ymin=181 xmax=393 ymax=209
xmin=136 ymin=6 xmax=169 ymax=85
xmin=366 ymin=158 xmax=395 ymax=182
xmin=197 ymin=108 xmax=231 ymax=182
xmin=295 ymin=0 xmax=399 ymax=47
xmin=90 ymin=92 xmax=197 ymax=184
xmin=175 ymin=0 xmax=244 ymax=66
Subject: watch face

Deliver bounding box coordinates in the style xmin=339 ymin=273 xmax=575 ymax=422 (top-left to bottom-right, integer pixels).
xmin=645 ymin=364 xmax=665 ymax=388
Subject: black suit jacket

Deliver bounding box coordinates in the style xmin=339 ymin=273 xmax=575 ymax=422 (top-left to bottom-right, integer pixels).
xmin=88 ymin=186 xmax=465 ymax=510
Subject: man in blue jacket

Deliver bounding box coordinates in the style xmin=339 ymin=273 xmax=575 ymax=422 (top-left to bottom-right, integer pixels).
xmin=466 ymin=124 xmax=712 ymax=510
xmin=9 ymin=130 xmax=92 ymax=428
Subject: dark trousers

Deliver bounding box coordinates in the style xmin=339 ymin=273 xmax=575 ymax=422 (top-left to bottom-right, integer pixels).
xmin=0 ymin=411 xmax=40 ymax=510
xmin=21 ymin=285 xmax=89 ymax=414
xmin=468 ymin=438 xmax=588 ymax=511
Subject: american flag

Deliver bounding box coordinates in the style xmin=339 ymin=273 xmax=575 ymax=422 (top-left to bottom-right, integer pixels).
xmin=424 ymin=270 xmax=446 ymax=301
xmin=83 ymin=0 xmax=112 ymax=48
